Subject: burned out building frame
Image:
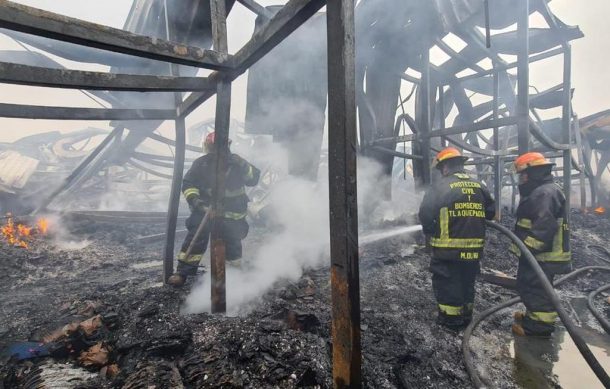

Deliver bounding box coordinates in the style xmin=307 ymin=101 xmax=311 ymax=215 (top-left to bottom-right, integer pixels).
xmin=0 ymin=0 xmax=597 ymax=386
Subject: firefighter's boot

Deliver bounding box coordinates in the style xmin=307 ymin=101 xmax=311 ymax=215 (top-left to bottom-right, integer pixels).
xmin=512 ymin=322 xmax=526 ymax=336
xmin=513 ymin=311 xmax=526 ymax=321
xmin=168 ymin=273 xmax=187 ymax=287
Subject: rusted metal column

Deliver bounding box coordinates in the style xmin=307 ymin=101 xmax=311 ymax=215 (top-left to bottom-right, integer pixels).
xmin=492 ymin=69 xmax=502 ymax=219
xmin=210 ymin=0 xmax=230 ymax=314
xmin=562 ymin=45 xmax=572 ymax=218
xmin=517 ymin=0 xmax=530 ymax=153
xmin=327 ymin=0 xmax=361 ymax=387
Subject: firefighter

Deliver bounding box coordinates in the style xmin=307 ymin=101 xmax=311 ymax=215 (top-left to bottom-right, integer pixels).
xmin=168 ymin=132 xmax=260 ymax=287
xmin=511 ymin=152 xmax=571 ymax=336
xmin=419 ymin=147 xmax=496 ymax=329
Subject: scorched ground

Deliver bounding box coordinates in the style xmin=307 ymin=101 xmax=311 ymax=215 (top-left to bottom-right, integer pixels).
xmin=1 ymin=210 xmax=609 ymax=388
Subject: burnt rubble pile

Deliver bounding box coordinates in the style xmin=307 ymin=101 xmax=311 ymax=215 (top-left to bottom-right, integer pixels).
xmin=1 ymin=271 xmax=334 ymax=388
xmin=1 ymin=210 xmax=610 ymax=388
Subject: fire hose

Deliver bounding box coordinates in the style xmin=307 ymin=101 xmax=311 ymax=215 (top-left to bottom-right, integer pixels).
xmin=462 ymin=221 xmax=610 ymax=388
xmin=184 ymin=209 xmax=213 ymax=260
xmin=587 ymin=284 xmax=610 ymax=335
xmin=588 ymin=244 xmax=610 ymax=266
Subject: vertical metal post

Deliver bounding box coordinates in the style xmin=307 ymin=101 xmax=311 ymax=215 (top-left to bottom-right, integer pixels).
xmin=421 ymin=48 xmax=432 ymax=185
xmin=210 ymin=0 xmax=230 ymax=314
xmin=492 ymin=69 xmax=502 ymax=219
xmin=162 ymin=0 xmax=186 ymax=283
xmin=327 ymin=0 xmax=361 ymax=387
xmin=517 ymin=0 xmax=530 ymax=153
xmin=562 ymin=45 xmax=572 ymax=217
xmin=573 ymin=114 xmax=587 ymax=210
xmin=439 ymin=85 xmax=447 ymax=148
xmin=163 ymin=118 xmax=186 ymax=283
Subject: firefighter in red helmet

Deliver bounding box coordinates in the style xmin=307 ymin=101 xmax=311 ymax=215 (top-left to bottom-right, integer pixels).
xmin=511 ymin=152 xmax=571 ymax=336
xmin=168 ymin=132 xmax=260 ymax=287
xmin=419 ymin=147 xmax=496 ymax=329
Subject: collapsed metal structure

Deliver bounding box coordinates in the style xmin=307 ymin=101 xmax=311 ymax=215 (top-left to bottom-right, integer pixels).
xmin=0 ymin=0 xmax=601 ymax=386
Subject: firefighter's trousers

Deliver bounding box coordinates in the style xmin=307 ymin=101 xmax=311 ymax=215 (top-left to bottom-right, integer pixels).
xmin=430 ymin=258 xmax=480 ymax=328
xmin=177 ymin=210 xmax=249 ymax=276
xmin=516 ymin=257 xmax=559 ymax=336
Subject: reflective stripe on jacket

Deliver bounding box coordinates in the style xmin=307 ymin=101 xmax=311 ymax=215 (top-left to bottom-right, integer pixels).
xmin=182 ymin=153 xmax=260 ymax=219
xmin=419 ymin=171 xmax=496 ymax=261
xmin=512 ymin=181 xmax=571 ymax=263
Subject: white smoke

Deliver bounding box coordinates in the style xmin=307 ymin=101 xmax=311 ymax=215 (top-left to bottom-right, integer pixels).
xmin=182 ymin=170 xmax=330 ymax=315
xmin=357 ymin=155 xmax=421 ymax=227
xmin=182 ymin=147 xmax=420 ymax=315
xmin=39 ymin=213 xmax=92 ymax=250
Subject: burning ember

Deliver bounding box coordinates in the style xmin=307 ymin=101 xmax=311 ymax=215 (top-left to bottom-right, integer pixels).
xmin=1 ymin=214 xmax=49 ymax=248
xmin=594 ymin=207 xmax=606 ymax=215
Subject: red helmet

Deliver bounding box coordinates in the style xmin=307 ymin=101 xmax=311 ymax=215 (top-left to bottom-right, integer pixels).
xmin=204 ymin=132 xmax=216 ymax=147
xmin=203 ymin=132 xmax=232 ymax=151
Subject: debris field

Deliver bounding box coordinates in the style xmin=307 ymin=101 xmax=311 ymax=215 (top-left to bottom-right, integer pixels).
xmin=1 ymin=210 xmax=609 ymax=388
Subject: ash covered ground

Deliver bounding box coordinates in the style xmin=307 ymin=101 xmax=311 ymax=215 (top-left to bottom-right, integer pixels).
xmin=1 ymin=210 xmax=609 ymax=388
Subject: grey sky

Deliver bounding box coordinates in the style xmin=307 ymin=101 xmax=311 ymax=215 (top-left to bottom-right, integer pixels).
xmin=0 ymin=0 xmax=608 ymax=142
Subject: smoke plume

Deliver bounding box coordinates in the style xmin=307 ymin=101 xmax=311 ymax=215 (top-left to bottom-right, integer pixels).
xmin=182 ymin=146 xmax=419 ymax=315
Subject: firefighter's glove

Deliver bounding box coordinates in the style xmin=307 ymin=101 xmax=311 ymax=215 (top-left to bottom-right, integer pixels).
xmin=191 ymin=198 xmax=207 ymax=213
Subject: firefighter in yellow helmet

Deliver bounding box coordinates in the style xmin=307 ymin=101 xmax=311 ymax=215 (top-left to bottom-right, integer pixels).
xmin=168 ymin=132 xmax=260 ymax=287
xmin=511 ymin=152 xmax=571 ymax=336
xmin=419 ymin=147 xmax=496 ymax=329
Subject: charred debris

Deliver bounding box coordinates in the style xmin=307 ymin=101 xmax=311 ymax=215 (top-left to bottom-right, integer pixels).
xmin=1 ymin=0 xmax=610 ymax=388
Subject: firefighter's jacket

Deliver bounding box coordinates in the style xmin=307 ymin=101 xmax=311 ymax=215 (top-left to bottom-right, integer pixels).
xmin=419 ymin=172 xmax=496 ymax=261
xmin=511 ymin=178 xmax=571 ymax=266
xmin=182 ymin=153 xmax=260 ymax=220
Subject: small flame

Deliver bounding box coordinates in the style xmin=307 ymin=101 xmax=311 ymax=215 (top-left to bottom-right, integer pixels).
xmin=1 ymin=216 xmax=28 ymax=248
xmin=1 ymin=215 xmax=49 ymax=249
xmin=37 ymin=218 xmax=49 ymax=234
xmin=594 ymin=207 xmax=606 ymax=215
xmin=17 ymin=224 xmax=32 ymax=237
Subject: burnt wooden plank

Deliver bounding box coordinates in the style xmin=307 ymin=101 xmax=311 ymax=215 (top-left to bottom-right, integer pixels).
xmin=0 ymin=62 xmax=215 ymax=92
xmin=236 ymin=0 xmax=274 ymax=19
xmin=0 ymin=0 xmax=231 ymax=70
xmin=0 ymin=103 xmax=176 ymax=120
xmin=327 ymin=0 xmax=361 ymax=386
xmin=210 ymin=0 xmax=231 ymax=314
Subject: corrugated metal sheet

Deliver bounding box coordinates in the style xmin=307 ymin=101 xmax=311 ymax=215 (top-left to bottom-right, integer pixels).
xmin=0 ymin=150 xmax=39 ymax=191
